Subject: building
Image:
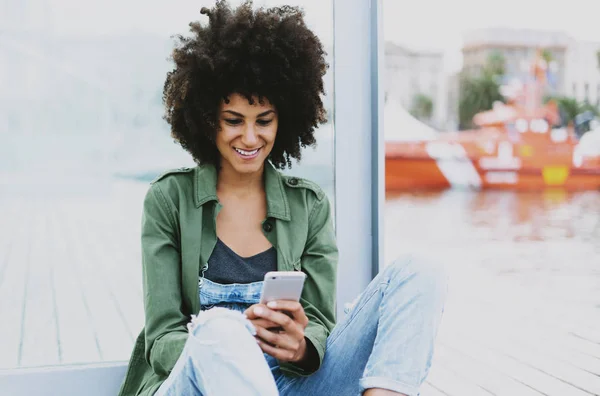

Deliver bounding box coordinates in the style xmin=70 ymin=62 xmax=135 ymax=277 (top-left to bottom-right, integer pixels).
xmin=565 ymin=40 xmax=600 ymax=105
xmin=384 ymin=42 xmax=447 ymax=129
xmin=445 ymin=72 xmax=461 ymax=131
xmin=455 ymin=28 xmax=600 ymax=128
xmin=461 ymin=28 xmax=570 ymax=95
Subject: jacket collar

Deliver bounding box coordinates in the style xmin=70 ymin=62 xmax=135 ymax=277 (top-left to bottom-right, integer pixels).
xmin=193 ymin=161 xmax=291 ymax=221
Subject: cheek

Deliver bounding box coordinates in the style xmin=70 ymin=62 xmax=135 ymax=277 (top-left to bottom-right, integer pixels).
xmin=216 ymin=126 xmax=235 ymax=145
xmin=214 ymin=128 xmax=235 ymax=157
xmin=266 ymin=123 xmax=278 ymax=144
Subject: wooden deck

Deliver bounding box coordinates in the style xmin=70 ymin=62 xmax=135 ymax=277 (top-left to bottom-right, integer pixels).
xmin=385 ymin=191 xmax=600 ymax=396
xmin=1 ymin=181 xmax=599 ymax=395
xmin=0 ymin=180 xmax=147 ymax=368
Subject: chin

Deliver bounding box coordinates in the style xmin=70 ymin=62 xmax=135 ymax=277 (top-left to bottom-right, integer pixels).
xmin=230 ymin=159 xmax=266 ymax=174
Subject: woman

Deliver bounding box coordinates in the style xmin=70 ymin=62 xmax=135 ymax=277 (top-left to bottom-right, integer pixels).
xmin=118 ymin=1 xmax=447 ymax=395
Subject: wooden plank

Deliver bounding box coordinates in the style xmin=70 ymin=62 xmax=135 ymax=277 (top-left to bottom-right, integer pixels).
xmin=421 ymin=381 xmax=449 ymax=396
xmin=568 ymin=325 xmax=600 ymax=345
xmin=440 ymin=298 xmax=600 ymax=394
xmin=440 ymin=332 xmax=592 ymax=396
xmin=0 ymin=200 xmax=21 ymax=291
xmin=481 ymin=316 xmax=599 ymax=377
xmin=426 ymin=362 xmax=494 ymax=396
xmin=49 ymin=207 xmax=101 ymax=365
xmin=0 ymin=204 xmax=31 ymax=369
xmin=443 ymin=292 xmax=600 ymax=376
xmin=0 ymin=361 xmax=127 ymax=396
xmin=84 ymin=218 xmax=143 ymax=341
xmin=452 ymin=317 xmax=600 ymax=395
xmin=435 ymin=264 xmax=600 ymax=395
xmin=19 ymin=208 xmax=60 ymax=367
xmin=496 ymin=343 xmax=600 ymax=395
xmin=434 ymin=344 xmax=544 ymax=396
xmin=60 ymin=205 xmax=133 ymax=362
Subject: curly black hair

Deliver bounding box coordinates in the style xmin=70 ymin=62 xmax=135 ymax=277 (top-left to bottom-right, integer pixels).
xmin=162 ymin=0 xmax=329 ymax=169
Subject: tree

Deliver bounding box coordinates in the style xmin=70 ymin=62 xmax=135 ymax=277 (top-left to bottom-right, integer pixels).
xmin=554 ymin=96 xmax=581 ymax=125
xmin=580 ymin=101 xmax=600 ymax=117
xmin=410 ymin=93 xmax=434 ymax=121
xmin=544 ymin=95 xmax=600 ymax=126
xmin=541 ymin=49 xmax=553 ymax=64
xmin=486 ymin=50 xmax=506 ymax=76
xmin=458 ymin=53 xmax=506 ymax=129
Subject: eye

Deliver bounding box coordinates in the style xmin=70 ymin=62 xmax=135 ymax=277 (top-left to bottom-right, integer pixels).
xmin=225 ymin=119 xmax=242 ymax=126
xmin=257 ymin=119 xmax=273 ymax=126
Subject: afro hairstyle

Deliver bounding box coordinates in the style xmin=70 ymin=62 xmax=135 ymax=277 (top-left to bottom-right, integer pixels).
xmin=162 ymin=0 xmax=329 ymax=169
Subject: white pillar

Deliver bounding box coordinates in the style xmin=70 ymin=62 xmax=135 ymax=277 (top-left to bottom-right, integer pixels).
xmin=333 ymin=0 xmax=384 ymax=317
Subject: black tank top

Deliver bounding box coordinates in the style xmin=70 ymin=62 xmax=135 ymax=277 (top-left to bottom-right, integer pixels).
xmin=203 ymin=238 xmax=277 ymax=284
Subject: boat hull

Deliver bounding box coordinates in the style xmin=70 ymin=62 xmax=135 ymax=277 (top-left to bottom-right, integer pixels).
xmin=385 ymin=155 xmax=600 ymax=192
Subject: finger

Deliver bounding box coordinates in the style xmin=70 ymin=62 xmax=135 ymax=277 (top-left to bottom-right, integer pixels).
xmin=266 ymin=300 xmax=302 ymax=312
xmin=244 ymin=304 xmax=256 ymax=318
xmin=266 ymin=300 xmax=308 ymax=327
xmin=244 ymin=304 xmax=267 ymax=320
xmin=252 ymin=306 xmax=297 ymax=331
xmin=254 ymin=326 xmax=299 ymax=352
xmin=250 ymin=318 xmax=280 ymax=330
xmin=257 ymin=339 xmax=296 ymax=362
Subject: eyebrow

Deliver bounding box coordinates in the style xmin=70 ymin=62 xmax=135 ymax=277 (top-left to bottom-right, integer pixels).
xmin=222 ymin=110 xmax=275 ymax=118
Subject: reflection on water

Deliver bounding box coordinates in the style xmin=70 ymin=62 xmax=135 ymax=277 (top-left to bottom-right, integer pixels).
xmin=386 ymin=189 xmax=600 ymax=245
xmin=385 ymin=189 xmax=600 ymax=335
xmin=384 ymin=189 xmax=599 ymax=289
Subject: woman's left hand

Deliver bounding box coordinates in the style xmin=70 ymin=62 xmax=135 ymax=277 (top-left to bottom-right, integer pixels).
xmin=244 ymin=300 xmax=309 ymax=363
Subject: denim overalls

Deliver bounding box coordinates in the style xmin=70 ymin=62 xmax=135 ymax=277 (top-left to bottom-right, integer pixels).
xmin=199 ymin=277 xmax=263 ymax=314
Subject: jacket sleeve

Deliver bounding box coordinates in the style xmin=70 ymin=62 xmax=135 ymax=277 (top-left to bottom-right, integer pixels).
xmin=141 ymin=183 xmax=188 ymax=377
xmin=280 ymin=194 xmax=338 ymax=376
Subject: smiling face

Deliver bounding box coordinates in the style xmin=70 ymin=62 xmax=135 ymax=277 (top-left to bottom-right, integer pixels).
xmin=216 ymin=93 xmax=278 ymax=176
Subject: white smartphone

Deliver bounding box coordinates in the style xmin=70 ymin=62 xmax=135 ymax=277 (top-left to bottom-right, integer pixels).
xmin=259 ymin=271 xmax=306 ymax=304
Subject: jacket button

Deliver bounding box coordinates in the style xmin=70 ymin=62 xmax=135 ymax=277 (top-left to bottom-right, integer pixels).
xmin=288 ymin=178 xmax=299 ymax=186
xmin=263 ymin=222 xmax=273 ymax=232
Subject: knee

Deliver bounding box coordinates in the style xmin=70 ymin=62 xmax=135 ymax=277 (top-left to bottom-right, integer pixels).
xmin=384 ymin=254 xmax=448 ymax=305
xmin=188 ymin=307 xmax=257 ymax=339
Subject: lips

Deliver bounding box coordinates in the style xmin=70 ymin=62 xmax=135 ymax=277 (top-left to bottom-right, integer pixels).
xmin=234 ymin=147 xmax=260 ymax=156
xmin=233 ymin=146 xmax=262 ymax=160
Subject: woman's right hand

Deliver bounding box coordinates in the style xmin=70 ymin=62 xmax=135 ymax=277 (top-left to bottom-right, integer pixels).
xmin=244 ymin=304 xmax=280 ymax=331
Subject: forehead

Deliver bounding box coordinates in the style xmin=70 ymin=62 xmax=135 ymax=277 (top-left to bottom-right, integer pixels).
xmin=221 ymin=93 xmax=275 ymax=113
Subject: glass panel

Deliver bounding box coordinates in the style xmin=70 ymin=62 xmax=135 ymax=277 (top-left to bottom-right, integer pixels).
xmin=383 ymin=2 xmax=600 ymax=395
xmin=0 ymin=0 xmax=334 ymax=369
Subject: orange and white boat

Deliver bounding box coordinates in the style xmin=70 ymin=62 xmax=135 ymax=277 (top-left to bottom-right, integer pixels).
xmin=385 ymin=53 xmax=600 ymax=192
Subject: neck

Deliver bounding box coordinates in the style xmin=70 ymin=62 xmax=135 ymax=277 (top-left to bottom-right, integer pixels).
xmin=217 ymin=161 xmax=265 ymax=197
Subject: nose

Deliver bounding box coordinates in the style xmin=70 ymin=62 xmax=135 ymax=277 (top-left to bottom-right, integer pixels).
xmin=241 ymin=124 xmax=259 ymax=147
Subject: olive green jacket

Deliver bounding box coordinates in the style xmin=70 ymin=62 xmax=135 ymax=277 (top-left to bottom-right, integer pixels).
xmin=118 ymin=162 xmax=338 ymax=396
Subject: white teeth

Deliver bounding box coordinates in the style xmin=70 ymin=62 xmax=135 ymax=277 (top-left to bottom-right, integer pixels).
xmin=235 ymin=148 xmax=259 ymax=156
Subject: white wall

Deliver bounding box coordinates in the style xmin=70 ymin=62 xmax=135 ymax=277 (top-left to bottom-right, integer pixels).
xmin=565 ymin=41 xmax=600 ymax=104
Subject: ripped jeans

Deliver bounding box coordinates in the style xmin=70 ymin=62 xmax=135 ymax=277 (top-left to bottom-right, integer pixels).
xmin=155 ymin=255 xmax=448 ymax=396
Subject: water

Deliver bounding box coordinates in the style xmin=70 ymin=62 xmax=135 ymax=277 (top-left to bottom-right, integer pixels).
xmin=384 ymin=189 xmax=600 ymax=316
xmin=384 ymin=189 xmax=599 ymax=270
